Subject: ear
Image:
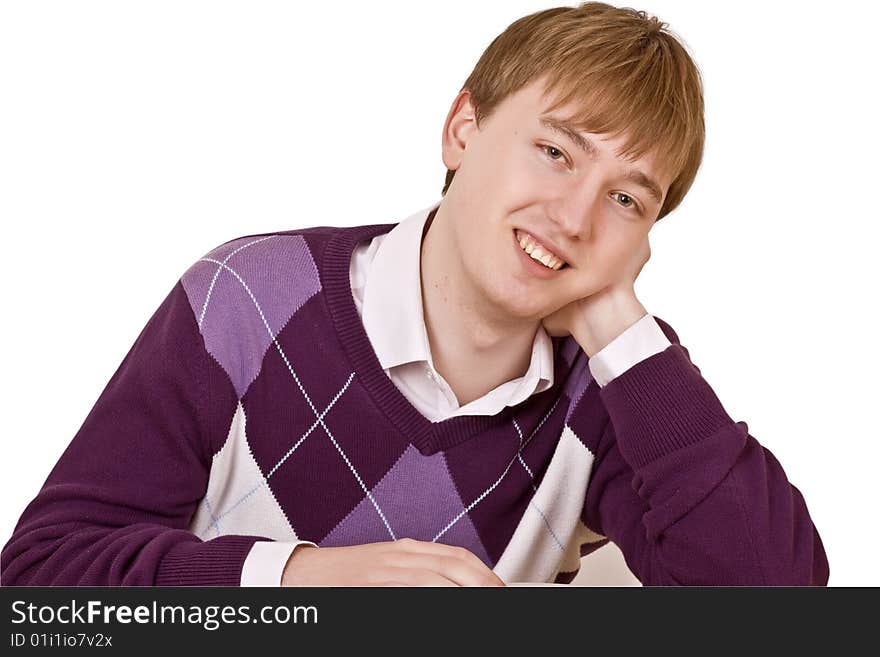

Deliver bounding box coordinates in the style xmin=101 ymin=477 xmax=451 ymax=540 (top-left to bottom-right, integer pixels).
xmin=441 ymin=88 xmax=479 ymax=173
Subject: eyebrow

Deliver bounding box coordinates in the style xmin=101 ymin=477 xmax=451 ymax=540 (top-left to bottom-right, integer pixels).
xmin=538 ymin=115 xmax=665 ymax=206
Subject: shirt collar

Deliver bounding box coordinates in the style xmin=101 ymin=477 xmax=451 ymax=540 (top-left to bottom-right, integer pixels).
xmin=361 ymin=200 xmax=554 ymax=390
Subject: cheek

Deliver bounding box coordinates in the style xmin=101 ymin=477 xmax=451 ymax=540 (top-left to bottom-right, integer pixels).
xmin=599 ymin=231 xmax=640 ymax=273
xmin=480 ymin=137 xmax=537 ymax=196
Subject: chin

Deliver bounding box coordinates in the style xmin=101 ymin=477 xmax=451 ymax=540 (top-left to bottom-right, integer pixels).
xmin=473 ymin=254 xmax=553 ymax=320
xmin=496 ymin=288 xmax=551 ymax=321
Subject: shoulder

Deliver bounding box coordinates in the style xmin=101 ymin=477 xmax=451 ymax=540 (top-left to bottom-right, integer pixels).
xmin=176 ymin=226 xmax=346 ymax=340
xmin=179 ymin=225 xmax=345 ymax=303
xmin=174 ymin=226 xmax=350 ymax=397
xmin=187 ymin=226 xmax=342 ymax=275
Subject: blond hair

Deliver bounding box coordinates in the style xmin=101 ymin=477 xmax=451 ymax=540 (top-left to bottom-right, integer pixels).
xmin=442 ymin=2 xmax=705 ymax=221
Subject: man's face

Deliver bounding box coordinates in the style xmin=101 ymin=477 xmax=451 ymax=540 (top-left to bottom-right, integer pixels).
xmin=439 ymin=75 xmax=673 ymax=323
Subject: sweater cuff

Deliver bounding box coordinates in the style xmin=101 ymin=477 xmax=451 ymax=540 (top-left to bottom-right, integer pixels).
xmin=598 ymin=343 xmax=735 ymax=470
xmin=155 ymin=535 xmax=270 ymax=586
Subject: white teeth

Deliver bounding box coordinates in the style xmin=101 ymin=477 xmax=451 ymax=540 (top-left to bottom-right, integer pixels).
xmin=516 ymin=230 xmax=566 ymax=270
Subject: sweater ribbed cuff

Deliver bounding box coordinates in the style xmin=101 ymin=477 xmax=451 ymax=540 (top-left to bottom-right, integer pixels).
xmin=155 ymin=535 xmax=270 ymax=586
xmin=598 ymin=344 xmax=735 ymax=470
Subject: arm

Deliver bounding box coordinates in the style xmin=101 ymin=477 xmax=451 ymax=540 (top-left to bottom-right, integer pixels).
xmin=0 ymin=277 xmax=505 ymax=588
xmin=580 ymin=315 xmax=829 ymax=585
xmin=1 ymin=281 xmax=271 ymax=585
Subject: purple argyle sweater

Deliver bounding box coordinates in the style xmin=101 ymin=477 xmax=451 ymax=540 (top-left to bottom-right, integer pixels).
xmin=1 ymin=223 xmax=829 ymax=586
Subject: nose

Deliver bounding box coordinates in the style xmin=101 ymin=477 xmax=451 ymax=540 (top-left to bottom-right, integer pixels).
xmin=549 ymin=181 xmax=602 ymax=242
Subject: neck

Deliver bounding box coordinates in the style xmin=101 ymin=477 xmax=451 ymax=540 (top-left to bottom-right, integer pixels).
xmin=419 ymin=202 xmax=540 ymax=406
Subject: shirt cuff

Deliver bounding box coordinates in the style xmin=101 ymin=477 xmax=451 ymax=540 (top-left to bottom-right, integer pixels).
xmin=588 ymin=314 xmax=672 ymax=387
xmin=240 ymin=540 xmax=318 ymax=587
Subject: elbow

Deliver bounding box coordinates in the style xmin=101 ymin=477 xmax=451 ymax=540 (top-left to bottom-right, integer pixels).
xmin=733 ymin=523 xmax=830 ymax=587
xmin=1 ymin=539 xmax=39 ymax=586
xmin=764 ymin=526 xmax=830 ymax=587
xmin=634 ymin=525 xmax=830 ymax=586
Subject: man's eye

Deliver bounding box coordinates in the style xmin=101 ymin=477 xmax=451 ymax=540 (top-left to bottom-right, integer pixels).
xmin=612 ymin=192 xmax=639 ymax=212
xmin=541 ymin=144 xmax=567 ymax=164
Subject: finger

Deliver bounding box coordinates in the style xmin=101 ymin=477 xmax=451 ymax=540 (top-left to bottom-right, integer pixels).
xmin=431 ymin=545 xmax=507 ymax=586
xmin=390 ymin=567 xmax=460 ymax=587
xmin=393 ymin=552 xmax=502 ymax=587
xmin=438 ymin=542 xmax=505 ymax=586
xmin=391 ymin=539 xmax=505 ymax=586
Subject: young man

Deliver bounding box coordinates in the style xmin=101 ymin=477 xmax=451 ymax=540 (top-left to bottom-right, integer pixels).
xmin=1 ymin=3 xmax=829 ymax=586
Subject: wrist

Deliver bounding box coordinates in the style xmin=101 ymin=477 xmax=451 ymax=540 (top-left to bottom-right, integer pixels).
xmin=281 ymin=545 xmax=318 ymax=586
xmin=572 ymin=291 xmax=647 ymax=357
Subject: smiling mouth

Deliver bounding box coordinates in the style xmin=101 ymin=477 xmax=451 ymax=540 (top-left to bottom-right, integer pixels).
xmin=514 ymin=229 xmax=569 ymax=270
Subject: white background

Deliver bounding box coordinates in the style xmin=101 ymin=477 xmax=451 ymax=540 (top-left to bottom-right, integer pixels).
xmin=1 ymin=1 xmax=877 ymax=586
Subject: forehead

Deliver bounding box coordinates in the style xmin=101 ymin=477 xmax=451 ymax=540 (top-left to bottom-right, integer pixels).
xmin=494 ymin=78 xmax=673 ymax=196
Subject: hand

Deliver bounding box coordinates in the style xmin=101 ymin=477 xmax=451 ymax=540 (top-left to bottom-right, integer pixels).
xmin=280 ymin=538 xmax=507 ymax=587
xmin=542 ymin=232 xmax=652 ymax=357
